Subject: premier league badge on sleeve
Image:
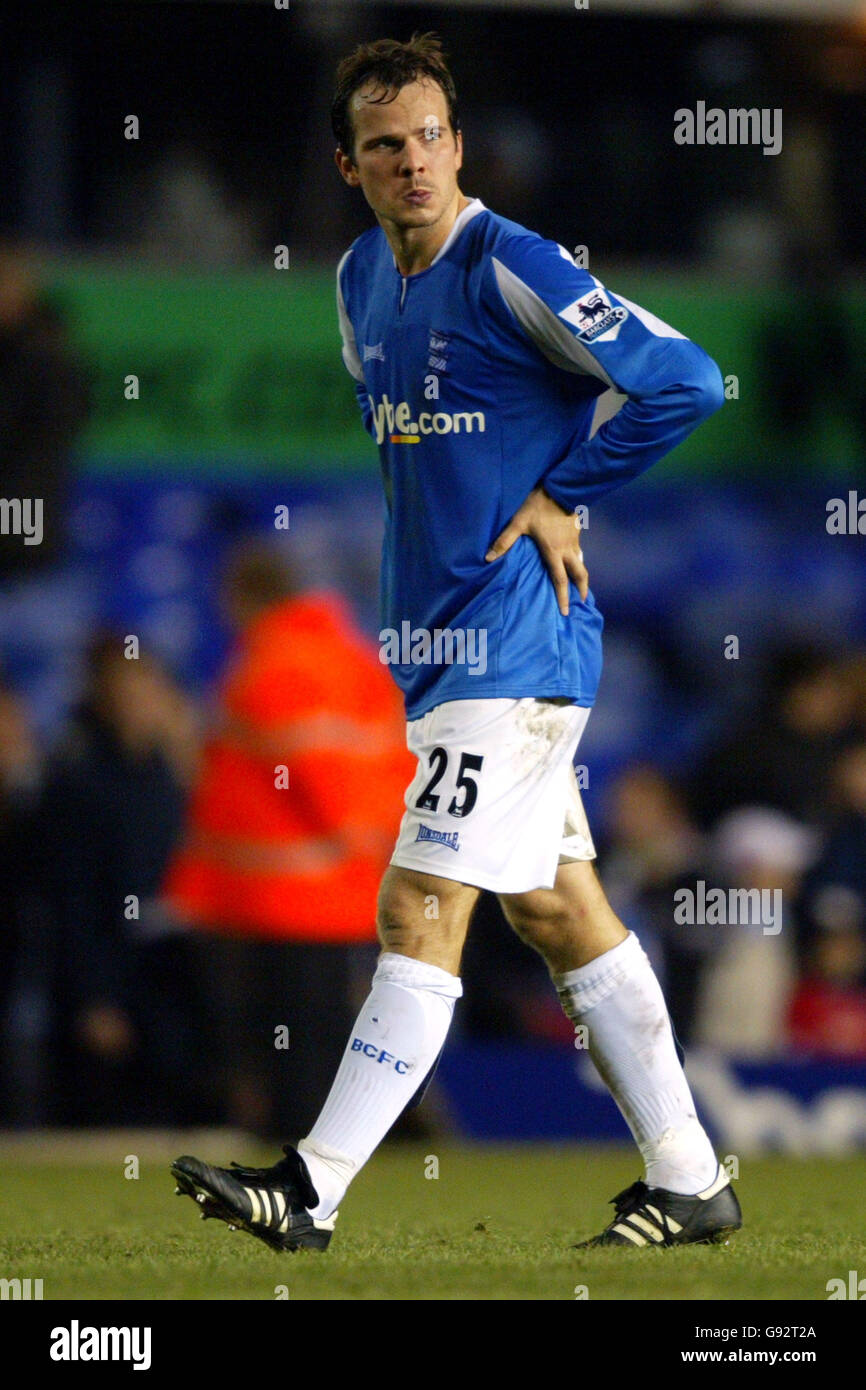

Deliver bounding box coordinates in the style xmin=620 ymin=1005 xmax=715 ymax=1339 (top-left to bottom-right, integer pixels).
xmin=560 ymin=289 xmax=628 ymax=343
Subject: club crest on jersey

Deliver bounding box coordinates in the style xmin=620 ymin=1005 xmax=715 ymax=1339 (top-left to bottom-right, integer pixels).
xmin=562 ymin=290 xmax=628 ymax=343
xmin=428 ymin=328 xmax=450 ymax=372
xmin=363 ymin=341 xmax=385 ymax=362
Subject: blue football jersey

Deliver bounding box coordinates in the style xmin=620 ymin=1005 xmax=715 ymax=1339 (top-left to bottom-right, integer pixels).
xmin=337 ymin=198 xmax=724 ymax=719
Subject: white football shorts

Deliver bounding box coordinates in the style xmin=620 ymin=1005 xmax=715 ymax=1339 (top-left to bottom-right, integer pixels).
xmin=390 ymin=696 xmax=596 ymax=894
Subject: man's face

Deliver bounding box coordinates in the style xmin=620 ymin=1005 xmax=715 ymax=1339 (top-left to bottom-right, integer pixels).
xmin=336 ymin=77 xmax=463 ymax=233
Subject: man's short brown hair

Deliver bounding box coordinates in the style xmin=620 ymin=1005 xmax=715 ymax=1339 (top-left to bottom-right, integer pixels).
xmin=331 ymin=31 xmax=460 ymax=162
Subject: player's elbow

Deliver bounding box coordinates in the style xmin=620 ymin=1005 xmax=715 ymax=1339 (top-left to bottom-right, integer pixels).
xmin=682 ymin=352 xmax=726 ymax=425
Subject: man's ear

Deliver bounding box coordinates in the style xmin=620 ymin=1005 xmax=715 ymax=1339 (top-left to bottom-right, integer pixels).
xmin=335 ymin=147 xmax=361 ymax=186
xmin=454 ymin=129 xmax=463 ymax=172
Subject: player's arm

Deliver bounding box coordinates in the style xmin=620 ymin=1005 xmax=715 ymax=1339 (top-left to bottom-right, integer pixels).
xmin=489 ymin=236 xmax=724 ymax=510
xmin=485 ymin=236 xmax=724 ymax=611
xmin=336 ymin=249 xmax=374 ymax=436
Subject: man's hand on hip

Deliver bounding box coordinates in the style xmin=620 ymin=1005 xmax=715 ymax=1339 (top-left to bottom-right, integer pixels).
xmin=485 ymin=486 xmax=589 ymax=616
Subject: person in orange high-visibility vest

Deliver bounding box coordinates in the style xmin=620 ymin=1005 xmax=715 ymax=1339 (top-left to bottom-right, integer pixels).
xmin=164 ymin=539 xmax=414 ymax=1137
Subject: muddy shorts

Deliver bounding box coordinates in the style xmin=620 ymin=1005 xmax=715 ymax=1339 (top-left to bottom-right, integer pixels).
xmin=390 ymin=696 xmax=596 ymax=893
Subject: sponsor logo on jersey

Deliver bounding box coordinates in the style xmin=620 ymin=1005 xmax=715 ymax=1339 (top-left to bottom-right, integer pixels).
xmin=561 ymin=290 xmax=628 ymax=343
xmin=363 ymin=341 xmax=385 ymax=362
xmin=369 ymin=393 xmax=485 ymax=445
xmin=415 ymin=823 xmax=460 ymax=851
xmin=351 ymin=1038 xmax=410 ymax=1072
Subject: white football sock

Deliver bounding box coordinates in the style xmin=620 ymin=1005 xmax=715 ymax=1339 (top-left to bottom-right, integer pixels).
xmin=554 ymin=931 xmax=718 ymax=1195
xmin=298 ymin=952 xmax=461 ymax=1220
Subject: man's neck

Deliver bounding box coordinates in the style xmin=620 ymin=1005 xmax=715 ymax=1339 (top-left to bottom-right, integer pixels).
xmin=385 ymin=191 xmax=472 ymax=277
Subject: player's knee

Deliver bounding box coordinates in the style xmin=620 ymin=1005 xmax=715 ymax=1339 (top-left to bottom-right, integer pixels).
xmin=378 ymin=866 xmax=441 ymax=932
xmin=375 ymin=866 xmax=471 ymax=958
xmin=500 ymin=893 xmax=571 ymax=952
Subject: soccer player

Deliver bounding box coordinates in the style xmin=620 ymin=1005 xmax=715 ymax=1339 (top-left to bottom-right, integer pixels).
xmin=172 ymin=33 xmax=741 ymax=1252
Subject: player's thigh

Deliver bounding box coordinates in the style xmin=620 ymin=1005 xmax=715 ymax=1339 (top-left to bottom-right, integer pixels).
xmin=377 ymin=864 xmax=480 ymax=973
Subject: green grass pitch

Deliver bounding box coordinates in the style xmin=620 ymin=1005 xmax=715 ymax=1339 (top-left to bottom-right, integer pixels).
xmin=1 ymin=1137 xmax=863 ymax=1300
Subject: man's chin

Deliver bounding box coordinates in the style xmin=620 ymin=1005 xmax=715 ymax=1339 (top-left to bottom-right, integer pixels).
xmin=391 ymin=199 xmax=443 ymax=227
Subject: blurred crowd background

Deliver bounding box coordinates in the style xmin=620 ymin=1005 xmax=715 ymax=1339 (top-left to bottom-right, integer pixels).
xmin=1 ymin=0 xmax=866 ymax=1139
